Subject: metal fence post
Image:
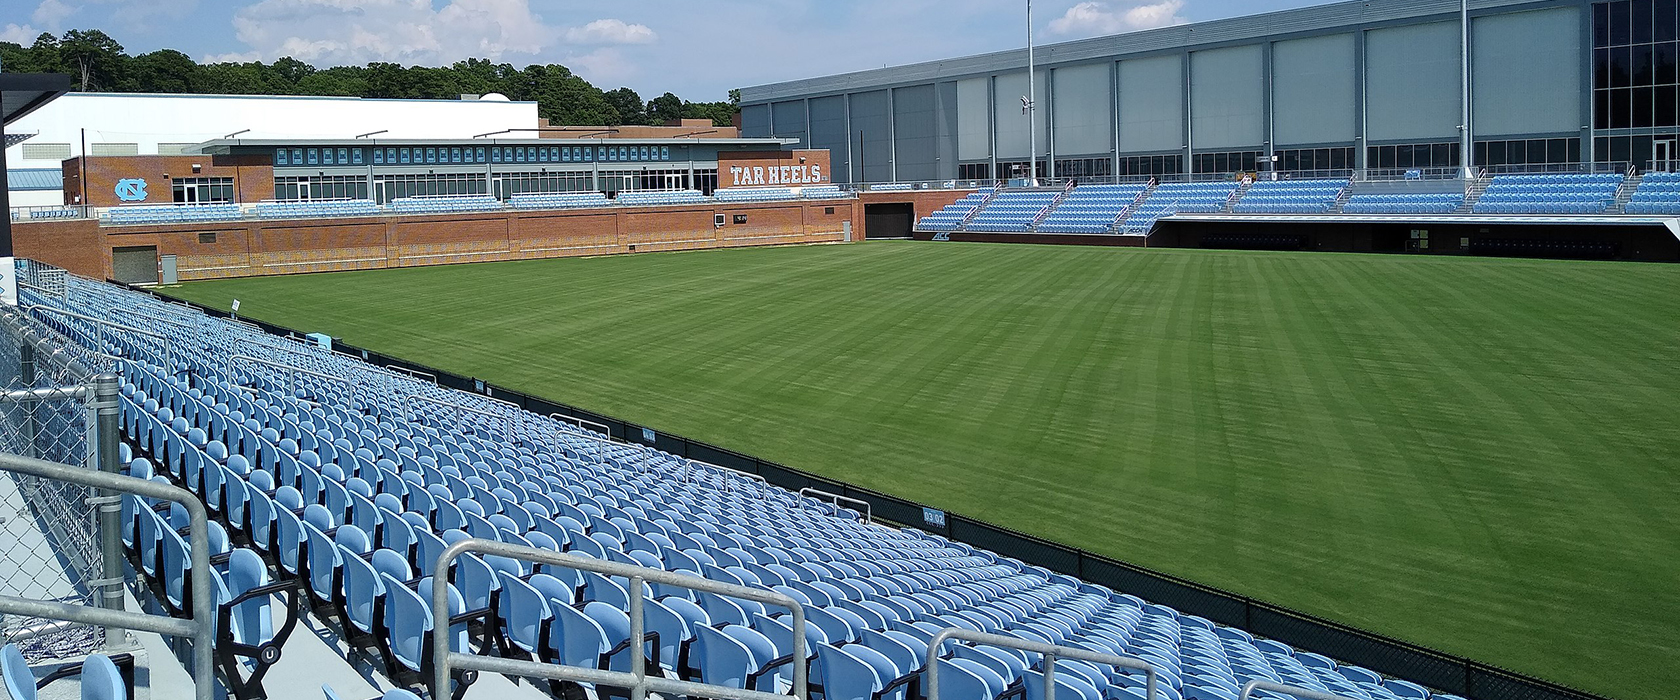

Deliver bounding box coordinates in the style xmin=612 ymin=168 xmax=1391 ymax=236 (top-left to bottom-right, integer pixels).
xmin=18 ymin=341 xmax=35 ymax=459
xmin=92 ymin=373 xmax=124 ymax=646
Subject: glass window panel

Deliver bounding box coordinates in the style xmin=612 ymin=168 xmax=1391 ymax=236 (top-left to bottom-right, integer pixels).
xmin=1612 ymin=47 xmax=1632 ymax=87
xmin=1548 ymin=139 xmax=1568 ymax=164
xmin=1596 ymin=90 xmax=1612 ymax=127
xmin=1634 ymin=44 xmax=1655 ymax=86
xmin=276 ymin=149 xmax=289 ymax=166
xmin=1432 ymin=143 xmax=1450 ymax=167
xmin=352 ymin=148 xmax=364 ymax=165
xmin=1612 ymin=87 xmax=1632 ymax=128
xmin=372 ymin=149 xmax=382 ymax=165
xmin=1634 ymin=86 xmax=1656 ymax=127
xmin=1595 ymin=1 xmax=1611 ymax=47
xmin=1569 ymin=138 xmax=1582 ymax=164
xmin=1611 ymin=1 xmax=1632 ymax=45
xmin=661 ymin=146 xmax=670 ymax=160
xmin=293 ymin=149 xmax=303 ymax=164
xmin=307 ymin=148 xmax=319 ymax=165
xmin=338 ymin=148 xmax=348 ymax=164
xmin=452 ymin=148 xmax=462 ymax=163
xmin=1597 ymin=48 xmax=1611 ymax=90
xmin=1661 ymin=0 xmax=1680 ymax=42
xmin=1527 ymin=140 xmax=1547 ymax=163
xmin=1610 ymin=135 xmax=1632 ymax=163
xmin=1635 ymin=0 xmax=1655 ymax=44
xmin=1659 ymin=84 xmax=1679 ymax=126
xmin=1657 ymin=43 xmax=1678 ymax=85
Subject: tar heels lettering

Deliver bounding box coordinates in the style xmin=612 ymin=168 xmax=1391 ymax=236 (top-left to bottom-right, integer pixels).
xmin=114 ymin=179 xmax=148 ymax=202
xmin=728 ymin=164 xmax=824 ymax=187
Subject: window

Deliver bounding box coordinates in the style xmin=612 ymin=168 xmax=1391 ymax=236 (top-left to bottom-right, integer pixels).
xmin=1275 ymin=147 xmax=1355 ymax=172
xmin=337 ymin=148 xmax=349 ymax=164
xmin=825 ymin=207 xmax=835 ymax=215
xmin=619 ymin=147 xmax=630 ymax=161
xmin=1192 ymin=150 xmax=1262 ymax=174
xmin=400 ymin=148 xmax=411 ymax=164
xmin=322 ymin=149 xmax=334 ymax=165
xmin=385 ymin=148 xmax=396 ymax=164
xmin=1052 ymin=157 xmax=1113 ymax=179
xmin=89 ymin=143 xmax=139 ymax=156
xmin=1115 ymin=155 xmax=1183 ymax=176
xmin=715 ymin=213 xmax=727 ymax=227
xmin=958 ymin=163 xmax=992 ymax=180
xmin=733 ymin=214 xmax=748 ymax=224
xmin=373 ymin=149 xmax=383 ymax=165
xmin=1594 ymin=0 xmax=1680 ymax=130
xmin=293 ymin=149 xmax=304 ymax=165
xmin=562 ymin=147 xmax=572 ymax=163
xmin=277 ymin=149 xmax=290 ymax=166
xmin=551 ymin=147 xmax=561 ymax=161
xmin=198 ymin=232 xmax=217 ymax=244
xmin=1368 ymin=142 xmax=1461 ymax=170
xmin=274 ymin=175 xmax=370 ymax=201
xmin=452 ymin=147 xmax=463 ymax=164
xmin=661 ymin=146 xmax=670 ymax=161
xmin=172 ymin=177 xmax=235 ymax=204
xmin=20 ymin=143 xmax=71 ymax=161
xmin=352 ymin=148 xmax=364 ymax=165
xmin=307 ymin=148 xmax=320 ymax=165
xmin=516 ymin=147 xmax=527 ymax=163
xmin=425 ymin=148 xmax=437 ymax=164
xmin=476 ymin=147 xmax=487 ymax=163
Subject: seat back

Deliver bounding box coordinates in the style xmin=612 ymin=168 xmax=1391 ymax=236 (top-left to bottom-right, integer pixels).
xmin=81 ymin=654 xmax=127 ymax=700
xmin=1 ymin=643 xmax=37 ymax=700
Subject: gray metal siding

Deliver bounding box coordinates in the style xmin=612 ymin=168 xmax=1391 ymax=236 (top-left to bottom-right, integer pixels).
xmin=1052 ymin=63 xmax=1114 ymax=156
xmin=771 ymin=101 xmax=808 ymax=147
xmin=738 ymin=0 xmax=1550 ymax=103
xmin=741 ymin=104 xmax=771 ymax=138
xmin=937 ymin=82 xmax=959 ymax=179
xmin=1119 ymin=55 xmax=1185 ymax=153
xmin=894 ymin=84 xmax=940 ymax=182
xmin=1191 ymin=45 xmax=1266 ymax=150
xmin=1273 ymin=33 xmax=1358 ymax=145
xmin=1366 ymin=21 xmax=1462 ymax=142
xmin=957 ymin=78 xmax=992 ymax=161
xmin=808 ymin=95 xmax=849 ymax=183
xmin=994 ymin=71 xmax=1051 ymax=160
xmin=850 ymin=90 xmax=893 ymax=182
xmin=1473 ymin=7 xmax=1583 ymax=136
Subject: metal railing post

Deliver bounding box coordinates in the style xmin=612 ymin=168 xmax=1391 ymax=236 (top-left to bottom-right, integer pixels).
xmin=18 ymin=340 xmax=36 ymax=459
xmin=0 ymin=452 xmax=215 ymax=700
xmin=925 ymin=628 xmax=1160 ymax=700
xmin=1238 ymin=680 xmax=1363 ymax=700
xmin=431 ymin=538 xmax=806 ymax=700
xmin=92 ymin=372 xmax=125 ymax=647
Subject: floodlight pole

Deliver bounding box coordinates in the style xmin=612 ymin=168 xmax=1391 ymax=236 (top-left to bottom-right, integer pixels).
xmin=1460 ymin=0 xmax=1474 ymax=179
xmin=1027 ymin=0 xmax=1038 ymax=186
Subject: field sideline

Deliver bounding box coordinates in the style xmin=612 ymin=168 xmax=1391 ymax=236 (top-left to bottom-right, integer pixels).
xmin=167 ymin=242 xmax=1680 ymax=700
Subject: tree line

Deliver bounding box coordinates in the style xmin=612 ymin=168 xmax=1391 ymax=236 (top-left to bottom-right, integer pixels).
xmin=0 ymin=30 xmax=739 ymax=128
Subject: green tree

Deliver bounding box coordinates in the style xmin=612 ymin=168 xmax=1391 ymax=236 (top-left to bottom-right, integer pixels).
xmin=295 ymin=65 xmax=368 ymax=96
xmin=646 ymin=91 xmax=684 ymax=125
xmin=603 ymin=87 xmax=644 ymax=125
xmin=126 ymin=49 xmax=203 ymax=93
xmin=58 ymin=29 xmax=127 ymax=91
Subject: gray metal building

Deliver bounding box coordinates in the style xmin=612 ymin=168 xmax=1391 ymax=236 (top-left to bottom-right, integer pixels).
xmin=738 ymin=0 xmax=1676 ymax=183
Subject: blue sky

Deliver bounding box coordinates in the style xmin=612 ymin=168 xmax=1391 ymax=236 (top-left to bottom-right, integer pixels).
xmin=0 ymin=0 xmax=1342 ymax=100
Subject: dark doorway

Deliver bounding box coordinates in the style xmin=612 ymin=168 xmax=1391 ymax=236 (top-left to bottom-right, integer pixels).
xmin=112 ymin=246 xmax=159 ymax=285
xmin=865 ymin=203 xmax=915 ymax=239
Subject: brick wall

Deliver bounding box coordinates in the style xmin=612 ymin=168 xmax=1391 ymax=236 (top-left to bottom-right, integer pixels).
xmin=59 ymin=199 xmax=853 ymax=283
xmin=64 ymin=154 xmax=275 ymax=207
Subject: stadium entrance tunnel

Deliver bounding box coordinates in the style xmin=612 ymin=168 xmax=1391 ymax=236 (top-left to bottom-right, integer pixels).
xmin=864 ymin=202 xmax=915 ymax=239
xmin=1149 ymin=220 xmax=1680 ymax=262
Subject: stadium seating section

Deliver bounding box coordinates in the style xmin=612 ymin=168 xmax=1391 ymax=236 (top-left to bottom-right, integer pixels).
xmin=1120 ymin=182 xmax=1238 ymax=234
xmin=614 ymin=190 xmax=712 ymax=207
xmin=106 ymin=204 xmax=243 ymax=226
xmin=7 ymin=268 xmax=1482 ymax=700
xmin=389 ymin=196 xmax=504 ymax=215
xmin=1232 ymin=180 xmax=1347 ymax=214
xmin=916 ymin=191 xmax=993 ymax=231
xmin=714 ymin=187 xmax=800 ymax=203
xmin=509 ymin=192 xmax=611 ymax=210
xmin=1471 ymin=174 xmax=1623 ymax=215
xmin=1341 ymin=194 xmax=1463 ymax=215
xmin=1036 ymin=184 xmax=1148 ymax=234
xmin=1624 ymin=171 xmax=1680 ymax=215
xmin=801 ymin=185 xmax=850 ymax=200
xmin=965 ymin=191 xmax=1060 ymax=232
xmin=254 ymin=199 xmax=381 ymax=219
xmin=10 ymin=207 xmax=83 ymax=221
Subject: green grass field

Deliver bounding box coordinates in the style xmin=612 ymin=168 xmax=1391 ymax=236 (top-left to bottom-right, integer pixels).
xmin=167 ymin=242 xmax=1680 ymax=700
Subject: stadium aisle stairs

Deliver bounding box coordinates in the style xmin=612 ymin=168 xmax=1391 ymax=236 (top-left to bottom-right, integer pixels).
xmin=1611 ymin=172 xmax=1642 ymax=214
xmin=18 ymin=274 xmax=1485 ymax=700
xmin=1457 ymin=178 xmax=1489 ymax=214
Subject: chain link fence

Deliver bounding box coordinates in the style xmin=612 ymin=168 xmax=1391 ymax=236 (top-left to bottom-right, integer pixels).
xmin=0 ymin=303 xmax=107 ymax=661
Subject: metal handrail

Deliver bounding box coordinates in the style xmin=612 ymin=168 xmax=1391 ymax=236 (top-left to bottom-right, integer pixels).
xmin=1239 ymin=680 xmax=1363 ymax=700
xmin=431 ymin=538 xmax=808 ymax=700
xmin=0 ymin=452 xmax=215 ymax=700
xmin=798 ymin=487 xmax=872 ymax=524
xmin=925 ymin=628 xmax=1159 ymax=700
xmin=23 ymin=304 xmax=172 ymax=346
xmin=550 ymin=411 xmax=614 ymax=438
xmin=229 ymin=354 xmax=356 ymax=400
xmin=404 ymin=393 xmax=513 ymax=435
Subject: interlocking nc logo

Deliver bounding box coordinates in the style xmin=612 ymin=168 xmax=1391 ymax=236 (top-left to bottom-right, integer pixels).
xmin=114 ymin=178 xmax=148 ymax=202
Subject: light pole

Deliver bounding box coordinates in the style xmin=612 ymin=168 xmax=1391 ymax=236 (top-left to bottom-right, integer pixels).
xmin=1026 ymin=0 xmax=1038 ymax=186
xmin=1460 ymin=0 xmax=1474 ymax=178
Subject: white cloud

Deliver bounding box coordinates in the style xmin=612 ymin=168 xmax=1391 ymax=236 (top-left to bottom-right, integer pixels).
xmin=0 ymin=24 xmax=42 ymax=44
xmin=30 ymin=0 xmax=74 ymax=29
xmin=566 ymin=47 xmax=640 ymax=85
xmin=226 ymin=0 xmax=554 ymax=65
xmin=563 ymin=19 xmax=657 ymax=46
xmin=1048 ymin=0 xmax=1188 ymax=37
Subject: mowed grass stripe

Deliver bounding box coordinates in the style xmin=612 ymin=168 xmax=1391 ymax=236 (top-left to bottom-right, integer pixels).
xmin=168 ymin=243 xmax=1680 ymax=700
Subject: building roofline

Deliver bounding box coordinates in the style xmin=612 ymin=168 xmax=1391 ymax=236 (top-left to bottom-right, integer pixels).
xmin=47 ymin=92 xmax=540 ymax=106
xmin=191 ymin=136 xmax=798 ymax=153
xmin=736 ymin=0 xmax=1571 ymax=102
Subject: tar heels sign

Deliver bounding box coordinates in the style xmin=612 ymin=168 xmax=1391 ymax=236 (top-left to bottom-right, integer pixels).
xmin=114 ymin=179 xmax=148 ymax=202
